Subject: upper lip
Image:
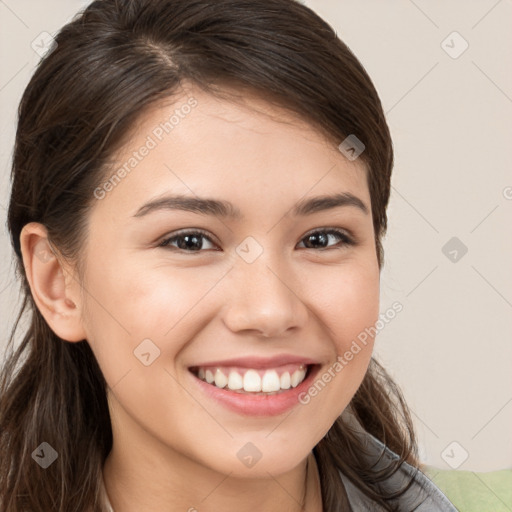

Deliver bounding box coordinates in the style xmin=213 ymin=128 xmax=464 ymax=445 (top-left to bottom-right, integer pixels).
xmin=189 ymin=354 xmax=320 ymax=369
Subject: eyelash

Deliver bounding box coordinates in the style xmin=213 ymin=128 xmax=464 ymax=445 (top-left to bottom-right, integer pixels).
xmin=158 ymin=228 xmax=355 ymax=253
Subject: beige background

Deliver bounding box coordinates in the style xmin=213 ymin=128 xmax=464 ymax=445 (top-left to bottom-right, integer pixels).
xmin=1 ymin=0 xmax=511 ymax=472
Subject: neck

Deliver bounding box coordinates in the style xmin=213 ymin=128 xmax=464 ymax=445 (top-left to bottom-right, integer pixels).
xmin=103 ymin=448 xmax=322 ymax=512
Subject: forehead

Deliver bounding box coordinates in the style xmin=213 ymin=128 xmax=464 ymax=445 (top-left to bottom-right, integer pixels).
xmin=91 ymin=84 xmax=370 ymax=221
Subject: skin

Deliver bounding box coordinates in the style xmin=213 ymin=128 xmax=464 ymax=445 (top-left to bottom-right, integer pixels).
xmin=20 ymin=84 xmax=380 ymax=512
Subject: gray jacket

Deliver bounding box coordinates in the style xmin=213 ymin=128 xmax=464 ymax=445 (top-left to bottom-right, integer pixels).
xmin=339 ymin=433 xmax=458 ymax=510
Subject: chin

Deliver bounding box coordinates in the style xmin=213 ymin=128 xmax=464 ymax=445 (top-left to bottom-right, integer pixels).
xmin=208 ymin=431 xmax=317 ymax=478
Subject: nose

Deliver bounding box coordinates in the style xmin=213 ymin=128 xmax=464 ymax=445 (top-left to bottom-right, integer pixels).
xmin=222 ymin=256 xmax=309 ymax=338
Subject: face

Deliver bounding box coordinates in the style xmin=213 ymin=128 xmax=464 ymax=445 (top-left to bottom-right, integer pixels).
xmin=77 ymin=85 xmax=380 ymax=478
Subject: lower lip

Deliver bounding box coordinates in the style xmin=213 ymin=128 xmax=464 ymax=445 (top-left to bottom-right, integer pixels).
xmin=189 ymin=365 xmax=321 ymax=417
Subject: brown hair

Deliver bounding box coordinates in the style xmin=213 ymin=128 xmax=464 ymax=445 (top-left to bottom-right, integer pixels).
xmin=1 ymin=0 xmax=419 ymax=510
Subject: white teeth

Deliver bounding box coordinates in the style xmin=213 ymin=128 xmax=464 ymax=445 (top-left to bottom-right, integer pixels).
xmin=205 ymin=369 xmax=214 ymax=384
xmin=280 ymin=371 xmax=291 ymax=389
xmin=261 ymin=370 xmax=280 ymax=392
xmin=291 ymin=368 xmax=306 ymax=388
xmin=243 ymin=369 xmax=262 ymax=392
xmin=196 ymin=365 xmax=308 ymax=392
xmin=214 ymin=368 xmax=228 ymax=389
xmin=227 ymin=370 xmax=243 ymax=390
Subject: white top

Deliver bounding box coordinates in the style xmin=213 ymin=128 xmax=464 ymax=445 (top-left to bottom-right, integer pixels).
xmin=99 ymin=474 xmax=114 ymax=512
xmin=99 ymin=433 xmax=456 ymax=511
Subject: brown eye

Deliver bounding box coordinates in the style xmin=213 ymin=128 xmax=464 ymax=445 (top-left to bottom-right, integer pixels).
xmin=159 ymin=230 xmax=218 ymax=252
xmin=298 ymin=229 xmax=354 ymax=250
xmin=158 ymin=227 xmax=355 ymax=254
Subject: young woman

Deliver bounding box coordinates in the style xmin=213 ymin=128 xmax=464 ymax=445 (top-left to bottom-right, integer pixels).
xmin=0 ymin=0 xmax=457 ymax=510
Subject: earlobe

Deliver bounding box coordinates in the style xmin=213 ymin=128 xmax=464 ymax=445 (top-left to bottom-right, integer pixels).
xmin=19 ymin=222 xmax=87 ymax=342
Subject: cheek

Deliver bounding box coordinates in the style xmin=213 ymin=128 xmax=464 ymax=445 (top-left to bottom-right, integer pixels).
xmin=331 ymin=263 xmax=380 ymax=382
xmin=79 ymin=260 xmax=214 ymax=429
xmin=80 ymin=254 xmax=225 ymax=380
xmin=307 ymin=258 xmax=380 ymax=352
xmin=337 ymin=270 xmax=380 ymax=354
xmin=296 ymin=260 xmax=380 ymax=426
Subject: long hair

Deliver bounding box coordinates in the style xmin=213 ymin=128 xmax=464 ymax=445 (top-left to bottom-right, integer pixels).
xmin=1 ymin=1 xmax=418 ymax=510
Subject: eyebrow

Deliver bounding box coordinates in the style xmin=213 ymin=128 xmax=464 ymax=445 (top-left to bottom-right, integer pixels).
xmin=133 ymin=192 xmax=369 ymax=219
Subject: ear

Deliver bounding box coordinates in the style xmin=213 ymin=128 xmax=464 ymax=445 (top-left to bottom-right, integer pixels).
xmin=19 ymin=222 xmax=87 ymax=342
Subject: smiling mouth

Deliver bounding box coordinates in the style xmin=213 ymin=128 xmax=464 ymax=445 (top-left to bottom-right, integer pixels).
xmin=189 ymin=363 xmax=313 ymax=395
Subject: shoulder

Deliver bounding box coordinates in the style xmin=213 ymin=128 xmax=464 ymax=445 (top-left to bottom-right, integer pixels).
xmin=338 ymin=433 xmax=458 ymax=511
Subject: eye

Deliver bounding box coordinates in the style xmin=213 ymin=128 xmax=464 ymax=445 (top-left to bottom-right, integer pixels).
xmin=158 ymin=229 xmax=218 ymax=252
xmin=297 ymin=228 xmax=354 ymax=250
xmin=158 ymin=227 xmax=354 ymax=253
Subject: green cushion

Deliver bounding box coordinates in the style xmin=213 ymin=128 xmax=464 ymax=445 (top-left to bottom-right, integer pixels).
xmin=422 ymin=465 xmax=512 ymax=512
